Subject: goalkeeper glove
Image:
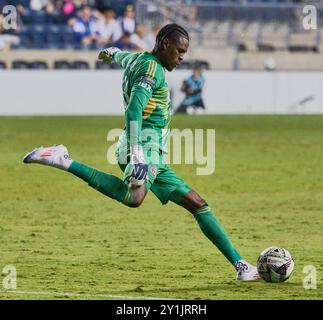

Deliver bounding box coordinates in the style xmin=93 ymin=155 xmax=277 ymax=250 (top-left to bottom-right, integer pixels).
xmin=98 ymin=47 xmax=121 ymax=64
xmin=123 ymin=145 xmax=149 ymax=188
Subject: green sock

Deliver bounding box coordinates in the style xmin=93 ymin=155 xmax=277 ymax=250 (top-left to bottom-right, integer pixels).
xmin=68 ymin=160 xmax=132 ymax=206
xmin=194 ymin=206 xmax=242 ymax=266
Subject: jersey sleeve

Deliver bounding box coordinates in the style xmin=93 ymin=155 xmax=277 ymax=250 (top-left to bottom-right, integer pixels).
xmin=125 ymin=60 xmax=163 ymax=152
xmin=112 ymin=50 xmax=135 ymax=69
xmin=133 ymin=60 xmax=162 ymax=94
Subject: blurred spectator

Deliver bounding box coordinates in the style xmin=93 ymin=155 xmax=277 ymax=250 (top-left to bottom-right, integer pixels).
xmin=119 ymin=4 xmax=135 ymax=35
xmin=175 ymin=63 xmax=206 ymax=114
xmin=93 ymin=8 xmax=122 ymax=47
xmin=130 ymin=25 xmax=150 ymax=51
xmin=15 ymin=2 xmax=31 ymax=25
xmin=30 ymin=0 xmax=49 ymax=11
xmin=60 ymin=0 xmax=76 ymax=23
xmin=75 ymin=0 xmax=91 ymax=7
xmin=114 ymin=31 xmax=136 ymax=50
xmin=72 ymin=4 xmax=98 ymax=49
xmin=45 ymin=1 xmax=63 ymax=24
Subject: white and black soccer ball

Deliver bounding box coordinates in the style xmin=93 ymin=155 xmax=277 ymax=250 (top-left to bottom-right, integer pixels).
xmin=257 ymin=247 xmax=294 ymax=283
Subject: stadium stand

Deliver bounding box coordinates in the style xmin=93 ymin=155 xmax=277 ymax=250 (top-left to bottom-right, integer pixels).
xmin=0 ymin=0 xmax=322 ymax=70
xmin=135 ymin=0 xmax=323 ymax=70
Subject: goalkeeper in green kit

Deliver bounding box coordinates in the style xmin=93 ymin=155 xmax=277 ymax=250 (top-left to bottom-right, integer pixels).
xmin=23 ymin=24 xmax=259 ymax=281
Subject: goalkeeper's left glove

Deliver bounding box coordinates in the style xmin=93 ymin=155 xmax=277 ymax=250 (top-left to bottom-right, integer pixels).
xmin=98 ymin=47 xmax=121 ymax=64
xmin=123 ymin=145 xmax=149 ymax=188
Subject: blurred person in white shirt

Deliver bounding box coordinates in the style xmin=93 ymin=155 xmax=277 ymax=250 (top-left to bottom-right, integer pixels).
xmin=30 ymin=0 xmax=50 ymax=11
xmin=130 ymin=24 xmax=151 ymax=51
xmin=93 ymin=8 xmax=122 ymax=47
xmin=119 ymin=4 xmax=136 ymax=35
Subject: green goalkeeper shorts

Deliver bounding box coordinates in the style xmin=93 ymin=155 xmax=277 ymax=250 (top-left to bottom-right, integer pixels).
xmin=116 ymin=147 xmax=191 ymax=205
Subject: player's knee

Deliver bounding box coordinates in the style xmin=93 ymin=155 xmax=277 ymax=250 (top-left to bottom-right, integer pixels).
xmin=130 ymin=198 xmax=143 ymax=208
xmin=190 ymin=199 xmax=208 ymax=213
xmin=128 ymin=187 xmax=146 ymax=208
xmin=179 ymin=190 xmax=208 ymax=214
xmin=123 ymin=198 xmax=143 ymax=208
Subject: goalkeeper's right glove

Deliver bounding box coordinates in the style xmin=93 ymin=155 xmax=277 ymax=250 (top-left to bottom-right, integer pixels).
xmin=98 ymin=47 xmax=121 ymax=64
xmin=123 ymin=145 xmax=149 ymax=188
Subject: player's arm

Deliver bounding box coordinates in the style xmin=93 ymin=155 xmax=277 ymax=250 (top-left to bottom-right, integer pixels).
xmin=123 ymin=61 xmax=160 ymax=187
xmin=98 ymin=47 xmax=134 ymax=69
xmin=123 ymin=86 xmax=150 ymax=187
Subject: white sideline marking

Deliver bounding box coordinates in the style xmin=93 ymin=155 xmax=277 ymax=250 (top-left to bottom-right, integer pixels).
xmin=0 ymin=290 xmax=176 ymax=300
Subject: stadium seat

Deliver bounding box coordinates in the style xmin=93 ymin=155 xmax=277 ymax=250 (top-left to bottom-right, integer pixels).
xmin=60 ymin=26 xmax=78 ymax=49
xmin=12 ymin=60 xmax=31 ymax=69
xmin=29 ymin=10 xmax=47 ymax=25
xmin=237 ymin=42 xmax=248 ymax=52
xmin=19 ymin=25 xmax=33 ymax=49
xmin=95 ymin=61 xmax=111 ymax=70
xmin=0 ymin=61 xmax=7 ymax=69
xmin=30 ymin=61 xmax=49 ymax=69
xmin=46 ymin=24 xmax=63 ymax=49
xmin=72 ymin=60 xmax=90 ymax=69
xmin=30 ymin=24 xmax=47 ymax=49
xmin=258 ymin=43 xmax=276 ymax=52
xmin=54 ymin=60 xmax=73 ymax=69
xmin=288 ymin=45 xmax=317 ymax=53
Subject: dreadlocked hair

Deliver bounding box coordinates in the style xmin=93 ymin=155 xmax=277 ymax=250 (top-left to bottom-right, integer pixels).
xmin=155 ymin=23 xmax=189 ymax=47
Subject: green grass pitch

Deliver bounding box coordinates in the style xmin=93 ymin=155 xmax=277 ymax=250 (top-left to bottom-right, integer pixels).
xmin=0 ymin=115 xmax=322 ymax=300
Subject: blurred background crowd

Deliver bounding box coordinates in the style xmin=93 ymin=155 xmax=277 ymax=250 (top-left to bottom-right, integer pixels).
xmin=0 ymin=0 xmax=322 ymax=70
xmin=0 ymin=0 xmax=161 ymax=50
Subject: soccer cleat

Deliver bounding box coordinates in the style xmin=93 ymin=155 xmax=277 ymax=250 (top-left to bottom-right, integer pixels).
xmin=23 ymin=144 xmax=72 ymax=171
xmin=235 ymin=260 xmax=260 ymax=281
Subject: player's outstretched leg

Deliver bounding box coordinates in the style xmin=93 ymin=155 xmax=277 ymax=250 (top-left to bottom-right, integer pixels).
xmin=169 ymin=189 xmax=259 ymax=281
xmin=23 ymin=144 xmax=146 ymax=208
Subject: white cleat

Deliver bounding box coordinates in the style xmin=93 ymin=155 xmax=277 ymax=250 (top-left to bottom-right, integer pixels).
xmin=23 ymin=144 xmax=72 ymax=171
xmin=235 ymin=260 xmax=260 ymax=281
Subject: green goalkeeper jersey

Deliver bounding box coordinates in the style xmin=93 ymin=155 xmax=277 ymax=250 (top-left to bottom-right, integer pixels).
xmin=112 ymin=50 xmax=170 ymax=159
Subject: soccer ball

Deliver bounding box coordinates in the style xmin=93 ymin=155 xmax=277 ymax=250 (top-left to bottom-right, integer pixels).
xmin=257 ymin=246 xmax=294 ymax=283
